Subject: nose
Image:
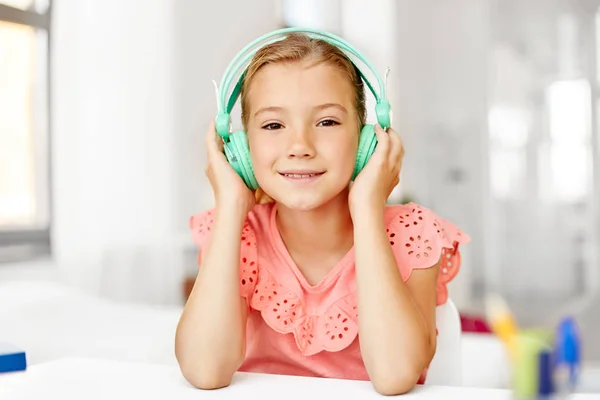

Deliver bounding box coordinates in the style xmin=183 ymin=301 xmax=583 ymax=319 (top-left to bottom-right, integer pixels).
xmin=286 ymin=128 xmax=316 ymax=159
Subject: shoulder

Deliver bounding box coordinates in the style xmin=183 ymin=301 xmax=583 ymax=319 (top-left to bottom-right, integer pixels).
xmin=383 ymin=202 xmax=470 ymax=246
xmin=383 ymin=202 xmax=471 ymax=305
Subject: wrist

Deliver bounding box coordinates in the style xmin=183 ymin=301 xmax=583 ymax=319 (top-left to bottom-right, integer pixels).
xmin=350 ymin=199 xmax=385 ymax=220
xmin=216 ymin=197 xmax=253 ymax=217
xmin=214 ymin=205 xmax=249 ymax=230
xmin=351 ymin=204 xmax=386 ymax=230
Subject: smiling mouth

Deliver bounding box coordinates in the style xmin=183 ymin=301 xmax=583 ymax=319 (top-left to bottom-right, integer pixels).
xmin=279 ymin=172 xmax=324 ymax=179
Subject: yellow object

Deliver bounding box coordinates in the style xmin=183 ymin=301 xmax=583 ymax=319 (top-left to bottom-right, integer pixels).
xmin=484 ymin=293 xmax=520 ymax=359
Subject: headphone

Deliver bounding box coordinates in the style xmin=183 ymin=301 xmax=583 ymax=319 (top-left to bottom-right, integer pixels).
xmin=214 ymin=27 xmax=391 ymax=190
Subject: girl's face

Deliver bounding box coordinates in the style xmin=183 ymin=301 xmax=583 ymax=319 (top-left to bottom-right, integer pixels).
xmin=246 ymin=60 xmax=360 ymax=211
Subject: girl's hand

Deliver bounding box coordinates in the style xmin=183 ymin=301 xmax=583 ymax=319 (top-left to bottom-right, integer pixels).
xmin=204 ymin=121 xmax=256 ymax=215
xmin=349 ymin=124 xmax=404 ymax=217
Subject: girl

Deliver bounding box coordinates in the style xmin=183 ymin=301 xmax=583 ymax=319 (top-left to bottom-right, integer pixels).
xmin=175 ymin=32 xmax=470 ymax=395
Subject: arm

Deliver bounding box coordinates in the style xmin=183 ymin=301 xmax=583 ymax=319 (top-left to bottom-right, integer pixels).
xmin=354 ymin=207 xmax=439 ymax=395
xmin=175 ymin=208 xmax=248 ymax=390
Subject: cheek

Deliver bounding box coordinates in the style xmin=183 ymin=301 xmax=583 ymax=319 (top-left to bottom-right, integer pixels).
xmin=248 ymin=134 xmax=275 ymax=170
xmin=324 ymin=133 xmax=359 ymax=168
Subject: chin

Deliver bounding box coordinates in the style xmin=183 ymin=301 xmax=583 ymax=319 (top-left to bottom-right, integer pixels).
xmin=281 ymin=199 xmax=325 ymax=211
xmin=268 ymin=189 xmax=349 ymax=212
xmin=257 ymin=173 xmax=351 ymax=212
xmin=263 ymin=193 xmax=320 ymax=211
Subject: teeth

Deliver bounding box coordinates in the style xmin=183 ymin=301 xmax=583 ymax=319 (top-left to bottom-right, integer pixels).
xmin=284 ymin=173 xmax=317 ymax=178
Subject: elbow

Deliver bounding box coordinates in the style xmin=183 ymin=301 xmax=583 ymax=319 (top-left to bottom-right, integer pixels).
xmin=178 ymin=359 xmax=238 ymax=390
xmin=175 ymin=340 xmax=244 ymax=390
xmin=369 ymin=340 xmax=436 ymax=395
xmin=369 ymin=346 xmax=434 ymax=397
xmin=184 ymin=368 xmax=234 ymax=390
xmin=370 ymin=366 xmax=423 ymax=396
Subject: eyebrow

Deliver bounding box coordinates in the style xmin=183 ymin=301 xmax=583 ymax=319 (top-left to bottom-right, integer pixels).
xmin=315 ymin=103 xmax=348 ymax=114
xmin=253 ymin=103 xmax=348 ymax=118
xmin=254 ymin=106 xmax=284 ymax=118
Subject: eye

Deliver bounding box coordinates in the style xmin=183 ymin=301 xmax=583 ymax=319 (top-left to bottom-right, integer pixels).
xmin=262 ymin=122 xmax=283 ymax=130
xmin=317 ymin=119 xmax=339 ymax=127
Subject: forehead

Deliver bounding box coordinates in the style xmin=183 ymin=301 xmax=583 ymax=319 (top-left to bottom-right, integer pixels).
xmin=245 ymin=60 xmax=355 ymax=112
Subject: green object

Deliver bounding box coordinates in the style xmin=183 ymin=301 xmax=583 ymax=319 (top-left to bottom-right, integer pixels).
xmin=512 ymin=330 xmax=552 ymax=399
xmin=525 ymin=328 xmax=554 ymax=347
xmin=214 ymin=27 xmax=392 ymax=189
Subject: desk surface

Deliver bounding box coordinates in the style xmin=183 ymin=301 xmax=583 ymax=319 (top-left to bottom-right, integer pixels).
xmin=0 ymin=357 xmax=597 ymax=400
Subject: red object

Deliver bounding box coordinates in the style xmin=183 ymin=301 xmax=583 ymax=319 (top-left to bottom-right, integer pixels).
xmin=460 ymin=314 xmax=492 ymax=334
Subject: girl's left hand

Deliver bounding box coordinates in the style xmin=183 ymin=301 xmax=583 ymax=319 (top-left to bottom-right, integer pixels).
xmin=348 ymin=124 xmax=404 ymax=217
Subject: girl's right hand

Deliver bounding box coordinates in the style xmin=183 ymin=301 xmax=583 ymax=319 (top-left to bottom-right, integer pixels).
xmin=205 ymin=121 xmax=256 ymax=216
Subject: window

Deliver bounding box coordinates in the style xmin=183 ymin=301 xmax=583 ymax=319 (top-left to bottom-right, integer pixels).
xmin=0 ymin=1 xmax=51 ymax=261
xmin=539 ymin=79 xmax=592 ymax=203
xmin=488 ymin=104 xmax=530 ymax=200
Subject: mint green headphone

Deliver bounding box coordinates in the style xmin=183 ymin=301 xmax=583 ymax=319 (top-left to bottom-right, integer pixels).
xmin=215 ymin=27 xmax=391 ymax=190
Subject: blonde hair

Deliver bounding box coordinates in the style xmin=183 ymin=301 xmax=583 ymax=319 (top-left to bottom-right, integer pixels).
xmin=240 ymin=33 xmax=367 ymax=204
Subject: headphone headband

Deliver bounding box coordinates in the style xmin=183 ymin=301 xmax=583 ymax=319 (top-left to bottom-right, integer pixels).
xmin=215 ymin=27 xmax=391 ymax=140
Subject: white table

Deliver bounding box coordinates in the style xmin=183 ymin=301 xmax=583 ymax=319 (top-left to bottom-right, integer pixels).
xmin=0 ymin=357 xmax=597 ymax=400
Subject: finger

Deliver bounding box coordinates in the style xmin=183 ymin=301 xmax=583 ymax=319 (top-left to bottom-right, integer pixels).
xmin=387 ymin=127 xmax=401 ymax=148
xmin=387 ymin=128 xmax=404 ymax=163
xmin=373 ymin=124 xmax=391 ymax=159
xmin=205 ymin=120 xmax=218 ymax=153
xmin=205 ymin=120 xmax=225 ymax=157
xmin=387 ymin=130 xmax=404 ymax=178
xmin=214 ymin=129 xmax=224 ymax=153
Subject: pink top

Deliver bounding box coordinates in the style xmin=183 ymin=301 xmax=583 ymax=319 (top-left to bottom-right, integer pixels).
xmin=189 ymin=202 xmax=470 ymax=383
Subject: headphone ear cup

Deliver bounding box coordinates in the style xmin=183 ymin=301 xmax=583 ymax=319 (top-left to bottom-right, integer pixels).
xmin=224 ymin=130 xmax=260 ymax=190
xmin=352 ymin=124 xmax=378 ymax=180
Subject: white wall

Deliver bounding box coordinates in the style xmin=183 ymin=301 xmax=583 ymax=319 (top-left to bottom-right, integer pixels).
xmin=282 ymin=0 xmax=343 ymax=35
xmin=51 ymin=0 xmax=177 ymax=299
xmin=393 ymin=0 xmax=491 ymax=310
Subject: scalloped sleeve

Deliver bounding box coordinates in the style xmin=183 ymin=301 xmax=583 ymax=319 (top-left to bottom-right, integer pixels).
xmin=385 ymin=203 xmax=471 ymax=305
xmin=189 ymin=208 xmax=259 ymax=299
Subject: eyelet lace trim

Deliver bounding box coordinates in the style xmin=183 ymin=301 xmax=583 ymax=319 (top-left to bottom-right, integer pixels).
xmin=189 ymin=203 xmax=469 ymax=355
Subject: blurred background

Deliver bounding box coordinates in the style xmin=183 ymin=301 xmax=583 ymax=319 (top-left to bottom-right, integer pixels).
xmin=1 ymin=0 xmax=599 ymax=389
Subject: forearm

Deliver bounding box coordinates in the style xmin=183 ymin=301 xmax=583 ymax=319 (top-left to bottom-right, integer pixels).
xmin=354 ymin=208 xmax=434 ymax=394
xmin=175 ymin=209 xmax=248 ymax=389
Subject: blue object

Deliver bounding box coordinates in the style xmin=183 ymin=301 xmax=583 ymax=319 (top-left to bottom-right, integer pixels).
xmin=0 ymin=343 xmax=27 ymax=373
xmin=554 ymin=316 xmax=581 ymax=391
xmin=538 ymin=349 xmax=554 ymax=397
